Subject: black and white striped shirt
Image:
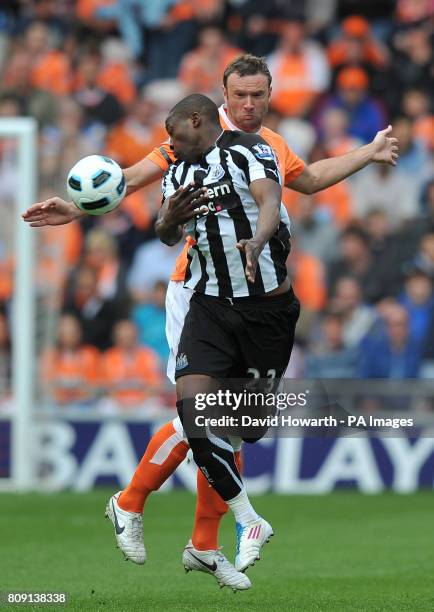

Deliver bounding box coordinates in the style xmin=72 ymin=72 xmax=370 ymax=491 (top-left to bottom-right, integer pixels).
xmin=162 ymin=130 xmax=291 ymax=298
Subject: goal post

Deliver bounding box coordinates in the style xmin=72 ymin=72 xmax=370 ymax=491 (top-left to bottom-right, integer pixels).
xmin=0 ymin=117 xmax=37 ymax=491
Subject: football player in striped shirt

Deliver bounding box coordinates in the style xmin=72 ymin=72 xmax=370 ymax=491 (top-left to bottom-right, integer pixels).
xmin=23 ymin=55 xmax=399 ymax=590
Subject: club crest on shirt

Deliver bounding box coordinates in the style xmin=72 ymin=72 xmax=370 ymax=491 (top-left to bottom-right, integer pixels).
xmin=175 ymin=353 xmax=189 ymax=370
xmin=252 ymin=143 xmax=275 ymax=161
xmin=207 ymin=164 xmax=225 ymax=181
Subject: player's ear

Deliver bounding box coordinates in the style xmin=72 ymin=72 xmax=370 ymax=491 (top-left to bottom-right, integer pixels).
xmin=223 ymin=85 xmax=228 ymax=103
xmin=191 ymin=112 xmax=201 ymax=128
xmin=268 ymin=86 xmax=272 ymax=101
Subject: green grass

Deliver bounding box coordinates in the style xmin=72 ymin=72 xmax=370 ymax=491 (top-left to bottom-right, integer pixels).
xmin=0 ymin=491 xmax=433 ymax=611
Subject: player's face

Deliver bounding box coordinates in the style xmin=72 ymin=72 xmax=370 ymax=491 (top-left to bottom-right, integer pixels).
xmin=166 ymin=116 xmax=203 ymax=164
xmin=223 ymin=73 xmax=271 ymax=132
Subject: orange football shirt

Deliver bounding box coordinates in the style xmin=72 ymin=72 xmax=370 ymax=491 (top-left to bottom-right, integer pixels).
xmin=146 ymin=105 xmax=305 ymax=281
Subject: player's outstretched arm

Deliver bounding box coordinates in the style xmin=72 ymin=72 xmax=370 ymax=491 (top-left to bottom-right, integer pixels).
xmin=123 ymin=157 xmax=165 ymax=195
xmin=236 ymin=178 xmax=281 ymax=283
xmin=289 ymin=125 xmax=399 ymax=194
xmin=22 ymin=158 xmax=166 ymax=227
xmin=22 ymin=197 xmax=84 ymax=227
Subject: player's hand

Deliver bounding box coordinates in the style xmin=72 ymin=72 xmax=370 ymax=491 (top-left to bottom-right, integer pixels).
xmin=166 ymin=183 xmax=209 ymax=225
xmin=236 ymin=238 xmax=264 ymax=283
xmin=22 ymin=197 xmax=84 ymax=227
xmin=371 ymin=125 xmax=399 ymax=166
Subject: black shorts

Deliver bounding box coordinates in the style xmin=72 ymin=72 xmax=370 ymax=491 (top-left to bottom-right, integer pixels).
xmin=175 ymin=288 xmax=300 ymax=380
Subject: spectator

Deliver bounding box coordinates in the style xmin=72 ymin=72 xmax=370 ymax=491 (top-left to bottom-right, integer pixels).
xmin=40 ymin=314 xmax=100 ymax=406
xmin=133 ymin=280 xmax=169 ymax=364
xmin=315 ymin=66 xmax=385 ymax=143
xmin=36 ymin=186 xmax=84 ymax=301
xmin=396 ymin=0 xmax=434 ymax=23
xmin=142 ymin=1 xmax=198 ymax=81
xmin=227 ymin=0 xmax=284 ymax=57
xmin=268 ymin=17 xmax=330 ymax=117
xmin=12 ymin=0 xmax=71 ymax=37
xmin=384 ymin=21 xmax=433 ymax=115
xmin=97 ymin=38 xmax=137 ymax=107
xmin=74 ymin=51 xmax=124 ymax=128
xmin=330 ymin=276 xmax=378 ymax=347
xmin=101 ymin=319 xmax=163 ymax=409
xmin=305 ymin=311 xmax=358 ymax=378
xmin=127 ymin=238 xmax=182 ymax=303
xmin=76 ymin=0 xmax=118 ymax=33
xmin=39 ymin=97 xmax=102 ymax=193
xmin=421 ymin=307 xmax=434 ymax=377
xmin=398 ymin=264 xmax=434 ymax=345
xmin=83 ymin=207 xmax=148 ymax=267
xmin=336 ymin=0 xmax=396 ymax=25
xmin=106 ymin=95 xmax=167 ymax=168
xmin=312 ymin=179 xmax=353 ymax=229
xmin=92 ymin=0 xmax=198 ymax=78
xmin=327 ymin=225 xmax=384 ymax=302
xmin=289 ymin=241 xmax=327 ymax=314
xmin=63 ymin=266 xmax=127 ymax=350
xmin=82 ymin=229 xmax=129 ymax=303
xmin=401 ymin=89 xmax=434 ymax=152
xmin=391 ymin=116 xmax=432 ymax=191
xmin=351 ymin=163 xmax=419 ymax=228
xmin=179 ymin=25 xmax=243 ymax=101
xmin=0 ymin=49 xmax=58 ymax=127
xmin=327 ymin=15 xmax=389 ymax=71
xmin=320 ymin=107 xmax=362 ymax=157
xmin=24 ymin=21 xmax=72 ymax=96
xmin=358 ymin=304 xmax=422 ymax=378
xmin=412 ymin=232 xmax=434 ymax=278
xmin=290 ymin=194 xmax=339 ymax=264
xmin=395 ymin=179 xmax=434 ymax=263
xmin=363 ymin=208 xmax=403 ymax=295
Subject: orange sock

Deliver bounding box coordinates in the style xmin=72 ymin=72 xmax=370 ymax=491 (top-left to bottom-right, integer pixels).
xmin=191 ymin=450 xmax=243 ymax=551
xmin=118 ymin=421 xmax=189 ymax=514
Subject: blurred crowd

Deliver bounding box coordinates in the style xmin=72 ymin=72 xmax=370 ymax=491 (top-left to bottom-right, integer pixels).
xmin=0 ymin=0 xmax=433 ymax=411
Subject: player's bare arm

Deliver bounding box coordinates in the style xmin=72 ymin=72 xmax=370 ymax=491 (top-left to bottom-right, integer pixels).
xmin=236 ymin=178 xmax=281 ymax=283
xmin=289 ymin=125 xmax=399 ymax=194
xmin=156 ymin=183 xmax=208 ymax=246
xmin=22 ymin=157 xmax=165 ymax=227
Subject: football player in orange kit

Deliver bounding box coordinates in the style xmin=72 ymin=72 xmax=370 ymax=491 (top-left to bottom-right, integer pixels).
xmin=23 ymin=54 xmax=398 ymax=590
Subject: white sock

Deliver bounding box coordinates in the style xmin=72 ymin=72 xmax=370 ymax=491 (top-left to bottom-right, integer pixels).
xmin=227 ymin=489 xmax=259 ymax=526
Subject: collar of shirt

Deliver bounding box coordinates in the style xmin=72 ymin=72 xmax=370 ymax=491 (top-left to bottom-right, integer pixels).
xmin=218 ymin=104 xmax=262 ymax=135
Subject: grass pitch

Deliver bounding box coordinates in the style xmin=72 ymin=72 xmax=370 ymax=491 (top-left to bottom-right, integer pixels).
xmin=0 ymin=491 xmax=433 ymax=611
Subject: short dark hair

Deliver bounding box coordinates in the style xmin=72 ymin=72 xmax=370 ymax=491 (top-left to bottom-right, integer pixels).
xmin=166 ymin=93 xmax=220 ymax=126
xmin=223 ymin=54 xmax=272 ymax=88
xmin=341 ymin=224 xmax=370 ymax=245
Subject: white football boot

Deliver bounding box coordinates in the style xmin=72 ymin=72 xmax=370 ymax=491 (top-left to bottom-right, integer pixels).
xmin=234 ymin=517 xmax=274 ymax=572
xmin=183 ymin=540 xmax=251 ymax=591
xmin=105 ymin=491 xmax=146 ymax=564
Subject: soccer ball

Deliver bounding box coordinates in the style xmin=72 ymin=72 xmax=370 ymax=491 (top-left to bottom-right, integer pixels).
xmin=66 ymin=155 xmax=126 ymax=215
